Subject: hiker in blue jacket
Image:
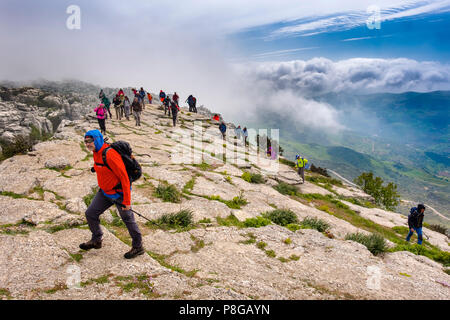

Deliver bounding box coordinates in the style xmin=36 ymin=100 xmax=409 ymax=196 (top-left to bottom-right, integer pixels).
xmin=219 ymin=122 xmax=227 ymax=140
xmin=406 ymin=204 xmax=426 ymax=245
xmin=139 ymin=87 xmax=146 ymax=109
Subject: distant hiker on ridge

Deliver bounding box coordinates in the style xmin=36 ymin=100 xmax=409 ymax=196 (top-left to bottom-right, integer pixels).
xmin=79 ymin=130 xmax=144 ymax=259
xmin=94 ymin=103 xmax=107 ymax=135
xmin=219 ymin=121 xmax=227 ymax=140
xmin=113 ymin=94 xmax=122 ymax=120
xmin=132 ymin=97 xmax=142 ymax=126
xmin=192 ymin=96 xmax=197 ymax=113
xmin=101 ymin=95 xmax=112 ymax=119
xmin=406 ymin=204 xmax=426 ymax=245
xmin=235 ymin=125 xmax=242 ymax=140
xmin=186 ymin=95 xmax=195 ymax=112
xmin=159 ymin=90 xmax=166 ymax=103
xmin=147 ymin=92 xmax=152 ymax=105
xmin=139 ymin=87 xmax=146 ymax=109
xmin=163 ymin=95 xmax=171 ymax=117
xmin=243 ymin=127 xmax=248 ymax=146
xmin=172 ymin=92 xmax=179 ymax=106
xmin=295 ymin=154 xmax=308 ymax=184
xmin=123 ymin=96 xmax=131 ymax=121
xmin=170 ymin=100 xmax=180 ymax=126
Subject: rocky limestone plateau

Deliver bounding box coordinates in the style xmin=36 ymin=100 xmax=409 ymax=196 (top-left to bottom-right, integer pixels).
xmin=0 ymin=102 xmax=449 ymax=300
xmin=0 ymin=86 xmax=94 ymax=144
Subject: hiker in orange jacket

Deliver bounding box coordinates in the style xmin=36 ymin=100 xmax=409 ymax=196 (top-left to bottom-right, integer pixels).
xmin=79 ymin=129 xmax=144 ymax=259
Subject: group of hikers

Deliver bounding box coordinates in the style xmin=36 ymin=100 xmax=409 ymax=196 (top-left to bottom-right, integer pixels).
xmin=81 ymin=87 xmax=429 ymax=260
xmin=94 ymin=88 xmax=200 ymax=133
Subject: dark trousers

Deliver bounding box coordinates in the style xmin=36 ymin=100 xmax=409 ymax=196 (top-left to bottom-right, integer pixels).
xmin=172 ymin=110 xmax=178 ymax=126
xmin=298 ymin=167 xmax=305 ymax=182
xmin=85 ymin=190 xmax=142 ymax=248
xmin=97 ymin=118 xmax=106 ymax=133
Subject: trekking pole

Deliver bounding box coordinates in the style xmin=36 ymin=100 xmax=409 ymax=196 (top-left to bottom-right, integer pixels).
xmin=112 ymin=200 xmax=207 ymax=239
xmin=112 ymin=200 xmax=164 ymax=229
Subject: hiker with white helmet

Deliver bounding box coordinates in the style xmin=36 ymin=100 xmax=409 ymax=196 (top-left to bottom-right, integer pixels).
xmin=295 ymin=154 xmax=308 ymax=184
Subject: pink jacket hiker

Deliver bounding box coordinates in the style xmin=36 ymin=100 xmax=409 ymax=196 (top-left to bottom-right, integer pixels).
xmin=94 ymin=104 xmax=106 ymax=119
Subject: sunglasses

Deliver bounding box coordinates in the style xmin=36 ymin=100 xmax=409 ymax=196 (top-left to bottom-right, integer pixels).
xmin=84 ymin=138 xmax=94 ymax=144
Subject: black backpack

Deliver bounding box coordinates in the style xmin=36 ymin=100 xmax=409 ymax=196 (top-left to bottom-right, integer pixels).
xmin=100 ymin=141 xmax=142 ymax=189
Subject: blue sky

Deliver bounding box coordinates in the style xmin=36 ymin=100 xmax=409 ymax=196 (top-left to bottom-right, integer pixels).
xmin=229 ymin=4 xmax=450 ymax=63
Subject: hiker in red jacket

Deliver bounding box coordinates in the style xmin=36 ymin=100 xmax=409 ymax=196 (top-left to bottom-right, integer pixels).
xmin=173 ymin=92 xmax=179 ymax=106
xmin=79 ymin=129 xmax=144 ymax=259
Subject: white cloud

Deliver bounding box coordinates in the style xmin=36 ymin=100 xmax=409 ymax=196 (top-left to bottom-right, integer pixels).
xmin=240 ymin=58 xmax=450 ymax=96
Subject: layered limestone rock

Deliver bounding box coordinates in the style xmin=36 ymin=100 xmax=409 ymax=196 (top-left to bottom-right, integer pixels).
xmin=0 ymin=102 xmax=448 ymax=300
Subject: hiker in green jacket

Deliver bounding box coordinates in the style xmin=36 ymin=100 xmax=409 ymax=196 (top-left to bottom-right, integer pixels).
xmin=295 ymin=154 xmax=308 ymax=184
xmin=101 ymin=96 xmax=112 ymax=119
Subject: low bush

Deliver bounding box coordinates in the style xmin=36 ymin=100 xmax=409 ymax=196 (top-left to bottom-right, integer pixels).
xmin=262 ymin=209 xmax=299 ymax=226
xmin=243 ymin=216 xmax=271 ymax=228
xmin=273 ymin=182 xmax=298 ymax=196
xmin=149 ymin=210 xmax=194 ymax=230
xmin=154 ymin=182 xmax=181 ymax=203
xmin=223 ymin=192 xmax=248 ymax=209
xmin=286 ymin=224 xmax=301 ymax=232
xmin=216 ymin=214 xmax=243 ymax=228
xmin=241 ymin=172 xmax=265 ymax=184
xmin=300 ymin=217 xmax=330 ymax=233
xmin=345 ymin=233 xmax=387 ymax=256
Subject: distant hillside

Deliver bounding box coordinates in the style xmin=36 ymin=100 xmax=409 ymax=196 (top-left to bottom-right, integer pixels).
xmin=238 ymin=91 xmax=450 ymax=226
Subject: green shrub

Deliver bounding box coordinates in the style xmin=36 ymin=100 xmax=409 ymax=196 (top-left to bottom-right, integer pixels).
xmin=83 ymin=188 xmax=98 ymax=207
xmin=223 ymin=192 xmax=248 ymax=209
xmin=216 ymin=214 xmax=243 ymax=227
xmin=243 ymin=216 xmax=271 ymax=228
xmin=148 ymin=210 xmax=194 ymax=230
xmin=286 ymin=224 xmax=301 ymax=232
xmin=154 ymin=182 xmax=181 ymax=203
xmin=262 ymin=209 xmax=299 ymax=226
xmin=256 ymin=241 xmax=267 ymax=250
xmin=309 ymin=164 xmax=330 ymax=177
xmin=354 ymin=172 xmax=400 ymax=211
xmin=289 ymin=254 xmax=300 ymax=261
xmin=300 ymin=217 xmax=330 ymax=233
xmin=345 ymin=233 xmax=387 ymax=256
xmin=265 ymin=250 xmax=276 ymax=258
xmin=283 ymin=238 xmax=292 ymax=245
xmin=273 ymin=182 xmax=298 ymax=196
xmin=241 ymin=172 xmax=265 ymax=184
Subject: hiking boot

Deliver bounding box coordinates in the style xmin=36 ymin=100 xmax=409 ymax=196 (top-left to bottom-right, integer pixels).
xmin=124 ymin=246 xmax=145 ymax=259
xmin=79 ymin=239 xmax=102 ymax=250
